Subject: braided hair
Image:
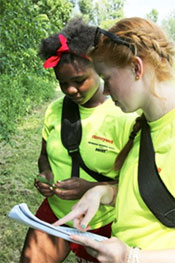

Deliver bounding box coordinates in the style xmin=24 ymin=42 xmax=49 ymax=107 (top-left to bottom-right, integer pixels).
xmin=91 ymin=17 xmax=174 ymax=81
xmin=114 ymin=114 xmax=144 ymax=170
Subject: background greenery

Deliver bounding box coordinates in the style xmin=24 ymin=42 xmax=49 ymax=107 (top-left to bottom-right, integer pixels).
xmin=0 ymin=0 xmax=73 ymax=142
xmin=0 ymin=0 xmax=174 ymax=262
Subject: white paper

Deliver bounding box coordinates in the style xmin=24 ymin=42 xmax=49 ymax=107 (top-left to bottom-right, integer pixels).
xmin=8 ymin=203 xmax=108 ymax=245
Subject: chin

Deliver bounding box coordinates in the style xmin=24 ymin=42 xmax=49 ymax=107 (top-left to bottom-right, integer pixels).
xmin=114 ymin=102 xmax=124 ymax=112
xmin=119 ymin=106 xmax=133 ymax=113
xmin=72 ymin=98 xmax=85 ymax=104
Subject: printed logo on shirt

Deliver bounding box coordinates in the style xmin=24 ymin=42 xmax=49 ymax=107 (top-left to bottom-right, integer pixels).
xmin=92 ymin=135 xmax=113 ymax=144
xmin=88 ymin=141 xmax=114 ymax=152
xmin=158 ymin=167 xmax=162 ymax=173
xmin=88 ymin=135 xmax=115 ymax=153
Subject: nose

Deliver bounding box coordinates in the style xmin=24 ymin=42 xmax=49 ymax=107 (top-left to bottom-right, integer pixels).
xmin=66 ymin=86 xmax=78 ymax=96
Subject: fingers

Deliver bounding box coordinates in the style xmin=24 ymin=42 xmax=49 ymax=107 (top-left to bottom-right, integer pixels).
xmin=53 ymin=188 xmax=84 ymax=200
xmin=53 ymin=188 xmax=78 ymax=200
xmin=53 ymin=178 xmax=91 ymax=200
xmin=76 ymin=206 xmax=96 ymax=230
xmin=54 ymin=177 xmax=83 ymax=190
xmin=34 ymin=179 xmax=53 ymax=197
xmin=54 ymin=203 xmax=97 ymax=232
xmin=76 ymin=194 xmax=100 ymax=229
xmin=34 ymin=178 xmax=50 ymax=189
xmin=54 ymin=188 xmax=101 ymax=229
xmin=54 ymin=178 xmax=89 ymax=190
xmin=69 ymin=235 xmax=101 ymax=259
xmin=72 ymin=214 xmax=91 ymax=232
xmin=68 ymin=236 xmax=113 ymax=261
xmin=54 ymin=179 xmax=74 ymax=190
xmin=54 ymin=209 xmax=83 ymax=226
xmin=69 ymin=235 xmax=101 ymax=251
xmin=53 ymin=182 xmax=83 ymax=200
xmin=37 ymin=188 xmax=53 ymax=197
xmin=35 ymin=182 xmax=50 ymax=191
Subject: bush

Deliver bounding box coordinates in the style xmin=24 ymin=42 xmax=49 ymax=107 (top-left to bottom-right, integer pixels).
xmin=0 ymin=0 xmax=73 ymax=142
xmin=0 ymin=74 xmax=56 ymax=142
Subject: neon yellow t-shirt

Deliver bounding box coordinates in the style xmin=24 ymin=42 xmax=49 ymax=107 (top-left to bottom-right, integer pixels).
xmin=42 ymin=96 xmax=137 ymax=228
xmin=112 ymin=109 xmax=175 ymax=249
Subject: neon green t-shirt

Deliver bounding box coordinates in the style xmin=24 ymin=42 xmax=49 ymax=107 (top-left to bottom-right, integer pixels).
xmin=112 ymin=108 xmax=175 ymax=249
xmin=42 ymin=96 xmax=137 ymax=228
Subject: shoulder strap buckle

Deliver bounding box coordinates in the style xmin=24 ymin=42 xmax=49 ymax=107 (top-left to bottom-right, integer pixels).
xmin=68 ymin=147 xmax=79 ymax=155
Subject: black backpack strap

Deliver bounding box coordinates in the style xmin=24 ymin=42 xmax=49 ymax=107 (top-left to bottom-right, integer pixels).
xmin=61 ymin=96 xmax=114 ymax=182
xmin=138 ymin=115 xmax=175 ymax=228
xmin=71 ymin=150 xmax=114 ymax=182
xmin=61 ymin=96 xmax=82 ymax=178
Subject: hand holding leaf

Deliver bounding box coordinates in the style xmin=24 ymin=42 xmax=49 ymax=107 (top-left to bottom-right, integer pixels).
xmin=36 ymin=175 xmax=54 ymax=187
xmin=34 ymin=171 xmax=55 ymax=197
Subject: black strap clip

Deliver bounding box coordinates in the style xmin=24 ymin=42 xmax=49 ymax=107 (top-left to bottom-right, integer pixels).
xmin=68 ymin=147 xmax=79 ymax=155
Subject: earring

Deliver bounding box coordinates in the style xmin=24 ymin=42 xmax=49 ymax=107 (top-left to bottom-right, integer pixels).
xmin=135 ymin=75 xmax=140 ymax=80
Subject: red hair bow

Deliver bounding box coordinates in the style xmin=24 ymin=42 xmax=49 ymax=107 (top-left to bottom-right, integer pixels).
xmin=43 ymin=34 xmax=70 ymax=69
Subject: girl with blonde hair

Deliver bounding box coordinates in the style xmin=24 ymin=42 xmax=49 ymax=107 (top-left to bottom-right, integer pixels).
xmin=55 ymin=17 xmax=175 ymax=263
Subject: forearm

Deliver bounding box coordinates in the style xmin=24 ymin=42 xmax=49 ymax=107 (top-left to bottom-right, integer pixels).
xmin=38 ymin=154 xmax=51 ymax=173
xmin=90 ymin=179 xmax=118 ymax=187
xmin=38 ymin=138 xmax=52 ymax=173
xmin=85 ymin=179 xmax=118 ymax=192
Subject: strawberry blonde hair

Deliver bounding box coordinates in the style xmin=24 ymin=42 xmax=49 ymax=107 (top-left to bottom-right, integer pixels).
xmin=91 ymin=17 xmax=174 ymax=81
xmin=90 ymin=17 xmax=175 ymax=170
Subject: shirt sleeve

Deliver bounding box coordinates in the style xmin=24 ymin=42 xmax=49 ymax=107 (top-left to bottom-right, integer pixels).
xmin=42 ymin=97 xmax=63 ymax=141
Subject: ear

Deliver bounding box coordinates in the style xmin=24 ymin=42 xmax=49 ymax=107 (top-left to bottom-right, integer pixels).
xmin=132 ymin=56 xmax=143 ymax=80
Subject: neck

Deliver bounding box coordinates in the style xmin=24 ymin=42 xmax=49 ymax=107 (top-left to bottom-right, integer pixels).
xmin=142 ymin=80 xmax=175 ymax=121
xmin=83 ymin=85 xmax=107 ymax=108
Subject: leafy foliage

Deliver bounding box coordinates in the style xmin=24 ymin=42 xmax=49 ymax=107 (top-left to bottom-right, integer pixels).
xmin=161 ymin=10 xmax=175 ymax=43
xmin=146 ymin=9 xmax=159 ymax=23
xmin=77 ymin=0 xmax=125 ymax=27
xmin=0 ymin=74 xmax=56 ymax=142
xmin=35 ymin=0 xmax=73 ymax=32
xmin=0 ymin=0 xmax=73 ymax=76
xmin=0 ymin=0 xmax=73 ymax=141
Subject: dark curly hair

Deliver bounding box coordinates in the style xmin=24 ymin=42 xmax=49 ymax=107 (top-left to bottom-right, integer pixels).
xmin=38 ymin=17 xmax=96 ymax=68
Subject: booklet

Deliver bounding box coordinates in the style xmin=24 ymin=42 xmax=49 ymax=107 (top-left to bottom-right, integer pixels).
xmin=8 ymin=203 xmax=108 ymax=245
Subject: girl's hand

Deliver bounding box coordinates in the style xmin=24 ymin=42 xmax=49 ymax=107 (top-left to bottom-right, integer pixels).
xmin=68 ymin=235 xmax=129 ymax=263
xmin=54 ymin=185 xmax=114 ymax=231
xmin=53 ymin=177 xmax=96 ymax=200
xmin=34 ymin=171 xmax=54 ymax=197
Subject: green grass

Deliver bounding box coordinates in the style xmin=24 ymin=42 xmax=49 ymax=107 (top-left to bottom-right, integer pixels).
xmin=0 ymin=90 xmax=75 ymax=262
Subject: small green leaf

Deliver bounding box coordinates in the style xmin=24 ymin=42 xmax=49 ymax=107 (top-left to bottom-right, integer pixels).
xmin=48 ymin=178 xmax=54 ymax=185
xmin=37 ymin=176 xmax=52 ymax=186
